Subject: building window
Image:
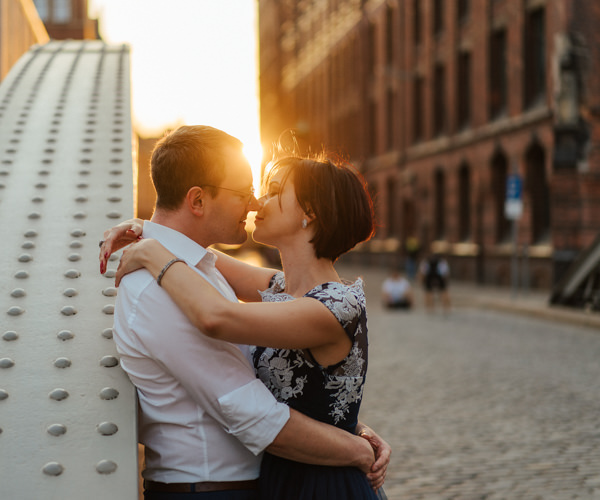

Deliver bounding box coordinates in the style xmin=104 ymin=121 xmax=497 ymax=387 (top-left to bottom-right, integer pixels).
xmin=491 ymin=151 xmax=510 ymax=243
xmin=33 ymin=0 xmax=49 ymax=21
xmin=524 ymin=7 xmax=546 ymax=108
xmin=433 ymin=63 xmax=446 ymax=136
xmin=458 ymin=164 xmax=471 ymax=241
xmin=386 ymin=89 xmax=395 ymax=152
xmin=433 ymin=0 xmax=444 ymax=36
xmin=457 ymin=51 xmax=471 ymax=130
xmin=387 ymin=177 xmax=397 ymax=237
xmin=434 ymin=169 xmax=446 ymax=240
xmin=386 ymin=6 xmax=394 ymax=67
xmin=489 ymin=29 xmax=507 ymax=119
xmin=457 ymin=0 xmax=469 ymax=23
xmin=526 ymin=143 xmax=550 ymax=243
xmin=413 ymin=0 xmax=421 ymax=45
xmin=413 ymin=75 xmax=424 ymax=143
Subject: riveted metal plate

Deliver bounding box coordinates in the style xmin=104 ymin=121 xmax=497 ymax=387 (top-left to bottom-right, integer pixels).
xmin=0 ymin=41 xmax=138 ymax=498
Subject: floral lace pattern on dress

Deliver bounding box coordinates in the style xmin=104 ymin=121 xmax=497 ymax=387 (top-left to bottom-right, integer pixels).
xmin=252 ymin=272 xmax=369 ymax=427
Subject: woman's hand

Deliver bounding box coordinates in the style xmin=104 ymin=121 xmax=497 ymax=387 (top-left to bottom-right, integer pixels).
xmin=114 ymin=238 xmax=151 ymax=286
xmin=358 ymin=424 xmax=391 ymax=491
xmin=99 ymin=218 xmax=144 ymax=274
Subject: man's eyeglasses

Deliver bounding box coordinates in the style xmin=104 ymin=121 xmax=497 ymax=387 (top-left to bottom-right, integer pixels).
xmin=202 ymin=185 xmax=255 ymax=203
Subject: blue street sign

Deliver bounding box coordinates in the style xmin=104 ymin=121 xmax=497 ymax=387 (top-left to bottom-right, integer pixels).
xmin=505 ymin=174 xmax=523 ymax=219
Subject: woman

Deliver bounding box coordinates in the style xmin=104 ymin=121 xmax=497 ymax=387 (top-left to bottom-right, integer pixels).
xmin=101 ymin=155 xmax=388 ymax=499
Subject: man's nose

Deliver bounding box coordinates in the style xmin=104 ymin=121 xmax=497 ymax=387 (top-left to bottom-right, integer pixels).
xmin=248 ymin=195 xmax=261 ymax=211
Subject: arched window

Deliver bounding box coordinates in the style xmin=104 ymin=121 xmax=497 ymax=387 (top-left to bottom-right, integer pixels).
xmin=386 ymin=177 xmax=397 ymax=237
xmin=458 ymin=163 xmax=471 ymax=241
xmin=434 ymin=168 xmax=446 ymax=240
xmin=491 ymin=150 xmax=510 ymax=243
xmin=525 ymin=143 xmax=551 ymax=243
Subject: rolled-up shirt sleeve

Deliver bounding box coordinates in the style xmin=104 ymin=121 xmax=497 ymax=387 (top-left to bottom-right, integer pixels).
xmin=121 ymin=273 xmax=289 ymax=455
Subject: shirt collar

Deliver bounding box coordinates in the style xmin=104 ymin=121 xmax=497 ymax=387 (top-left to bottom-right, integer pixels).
xmin=142 ymin=221 xmax=215 ymax=269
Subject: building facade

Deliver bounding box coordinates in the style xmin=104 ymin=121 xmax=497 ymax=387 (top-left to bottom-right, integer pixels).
xmin=257 ymin=0 xmax=600 ymax=289
xmin=31 ymin=0 xmax=97 ymax=39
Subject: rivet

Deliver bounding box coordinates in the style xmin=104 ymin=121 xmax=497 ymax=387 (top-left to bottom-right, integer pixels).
xmin=63 ymin=288 xmax=78 ymax=297
xmin=104 ymin=270 xmax=116 ymax=278
xmin=38 ymin=169 xmax=50 ymax=176
xmin=14 ymin=270 xmax=29 ymax=279
xmin=7 ymin=306 xmax=24 ymax=316
xmin=96 ymin=460 xmax=117 ymax=474
xmin=47 ymin=424 xmax=67 ymax=436
xmin=24 ymin=230 xmax=38 ymax=237
xmin=102 ymin=287 xmax=117 ymax=297
xmin=18 ymin=254 xmax=32 ymax=262
xmin=35 ymin=182 xmax=47 ymax=189
xmin=10 ymin=288 xmax=26 ymax=298
xmin=108 ymin=182 xmax=122 ymax=188
xmin=42 ymin=462 xmax=64 ymax=476
xmin=79 ymin=169 xmax=90 ymax=176
xmin=54 ymin=357 xmax=71 ymax=368
xmin=68 ymin=253 xmax=81 ymax=262
xmin=61 ymin=305 xmax=77 ymax=316
xmin=107 ymin=196 xmax=122 ymax=202
xmin=99 ymin=387 xmax=119 ymax=400
xmin=77 ymin=183 xmax=89 ymax=188
xmin=21 ymin=241 xmax=35 ymax=250
xmin=0 ymin=358 xmax=15 ymax=368
xmin=0 ymin=390 xmax=8 ymax=400
xmin=31 ymin=196 xmax=44 ymax=203
xmin=49 ymin=388 xmax=69 ymax=401
xmin=3 ymin=331 xmax=18 ymax=341
xmin=28 ymin=212 xmax=41 ymax=220
xmin=80 ymin=158 xmax=92 ymax=164
xmin=101 ymin=328 xmax=113 ymax=339
xmin=64 ymin=269 xmax=81 ymax=279
xmin=75 ymin=195 xmax=88 ymax=203
xmin=69 ymin=240 xmax=83 ymax=249
xmin=57 ymin=330 xmax=74 ymax=341
xmin=108 ymin=254 xmax=120 ymax=262
xmin=102 ymin=305 xmax=114 ymax=315
xmin=70 ymin=229 xmax=86 ymax=237
xmin=100 ymin=355 xmax=118 ymax=367
xmin=73 ymin=212 xmax=87 ymax=219
xmin=97 ymin=422 xmax=118 ymax=435
xmin=106 ymin=211 xmax=122 ymax=219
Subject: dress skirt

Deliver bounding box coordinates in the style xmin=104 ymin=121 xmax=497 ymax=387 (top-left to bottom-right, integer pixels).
xmin=259 ymin=453 xmax=383 ymax=500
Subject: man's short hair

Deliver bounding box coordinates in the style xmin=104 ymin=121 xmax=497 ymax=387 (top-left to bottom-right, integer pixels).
xmin=150 ymin=125 xmax=243 ymax=210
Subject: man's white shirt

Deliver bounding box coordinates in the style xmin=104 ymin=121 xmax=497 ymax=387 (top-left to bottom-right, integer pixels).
xmin=112 ymin=221 xmax=290 ymax=483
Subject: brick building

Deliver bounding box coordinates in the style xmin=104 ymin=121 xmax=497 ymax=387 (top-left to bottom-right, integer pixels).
xmin=32 ymin=0 xmax=97 ymax=40
xmin=258 ymin=0 xmax=600 ymax=289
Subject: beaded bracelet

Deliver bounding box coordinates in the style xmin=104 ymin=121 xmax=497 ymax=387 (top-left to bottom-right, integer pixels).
xmin=156 ymin=258 xmax=186 ymax=287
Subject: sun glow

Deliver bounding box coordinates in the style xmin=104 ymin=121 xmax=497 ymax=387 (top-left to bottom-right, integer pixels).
xmin=89 ymin=0 xmax=264 ymax=185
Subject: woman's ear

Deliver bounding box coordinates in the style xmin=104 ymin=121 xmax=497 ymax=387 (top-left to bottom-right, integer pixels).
xmin=186 ymin=186 xmax=205 ymax=216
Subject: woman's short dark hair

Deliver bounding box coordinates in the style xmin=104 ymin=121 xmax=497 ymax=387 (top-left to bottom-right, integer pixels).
xmin=264 ymin=155 xmax=375 ymax=261
xmin=151 ymin=125 xmax=243 ymax=210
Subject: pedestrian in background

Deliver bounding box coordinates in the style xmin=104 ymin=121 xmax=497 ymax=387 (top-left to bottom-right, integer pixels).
xmin=419 ymin=253 xmax=451 ymax=313
xmin=381 ymin=269 xmax=413 ymax=310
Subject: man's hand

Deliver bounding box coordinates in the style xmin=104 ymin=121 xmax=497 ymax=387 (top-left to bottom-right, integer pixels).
xmin=357 ymin=423 xmax=391 ymax=491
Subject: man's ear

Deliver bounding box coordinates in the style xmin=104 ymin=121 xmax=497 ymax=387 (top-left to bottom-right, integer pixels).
xmin=186 ymin=186 xmax=205 ymax=216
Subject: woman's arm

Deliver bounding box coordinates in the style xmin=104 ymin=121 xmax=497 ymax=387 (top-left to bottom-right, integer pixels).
xmin=211 ymin=248 xmax=279 ymax=303
xmin=116 ymin=239 xmax=349 ymax=351
xmin=99 ymin=218 xmax=144 ymax=274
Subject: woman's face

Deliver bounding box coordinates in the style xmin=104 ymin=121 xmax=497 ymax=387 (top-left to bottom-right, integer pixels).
xmin=252 ymin=169 xmax=307 ymax=248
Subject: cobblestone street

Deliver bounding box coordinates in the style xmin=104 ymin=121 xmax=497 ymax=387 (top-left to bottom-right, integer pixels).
xmin=343 ymin=265 xmax=600 ymax=500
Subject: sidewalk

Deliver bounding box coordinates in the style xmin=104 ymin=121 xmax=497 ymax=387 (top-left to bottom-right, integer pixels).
xmin=336 ymin=263 xmax=600 ymax=331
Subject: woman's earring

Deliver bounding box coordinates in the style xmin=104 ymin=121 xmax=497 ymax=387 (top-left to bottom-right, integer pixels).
xmin=302 ymin=219 xmax=308 ymax=229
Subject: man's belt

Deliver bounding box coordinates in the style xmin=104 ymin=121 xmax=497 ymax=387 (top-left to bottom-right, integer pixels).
xmin=144 ymin=479 xmax=259 ymax=493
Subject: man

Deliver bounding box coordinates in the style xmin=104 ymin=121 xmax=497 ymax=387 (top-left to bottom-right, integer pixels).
xmin=101 ymin=126 xmax=387 ymax=499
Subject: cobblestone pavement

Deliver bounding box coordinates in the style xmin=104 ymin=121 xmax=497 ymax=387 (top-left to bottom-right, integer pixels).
xmin=339 ymin=265 xmax=600 ymax=500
